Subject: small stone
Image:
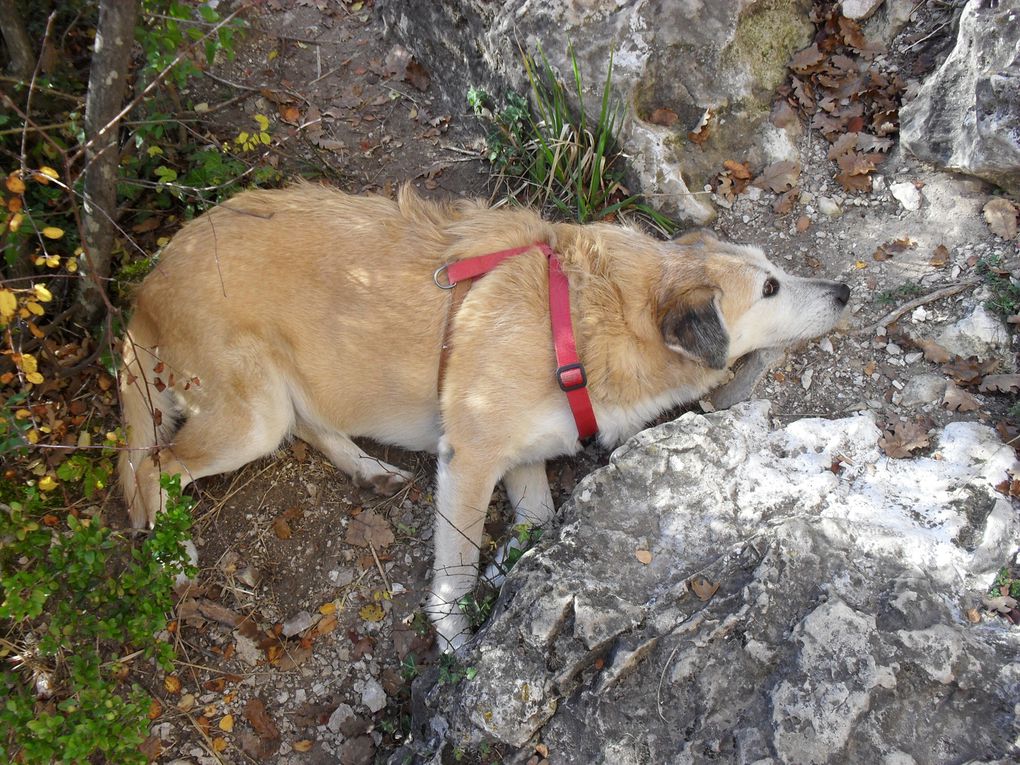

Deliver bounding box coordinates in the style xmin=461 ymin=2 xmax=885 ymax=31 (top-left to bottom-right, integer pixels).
xmin=801 ymin=369 xmax=814 ymax=390
xmin=899 ymin=374 xmax=947 ymax=408
xmin=819 ymin=337 xmax=834 ymax=354
xmin=886 ymin=342 xmax=903 ymax=355
xmin=327 ymin=703 xmax=355 ymax=734
xmin=890 ymin=182 xmax=922 ymax=211
xmin=841 ymin=0 xmax=884 ymax=19
xmin=818 ymin=196 xmax=842 ymax=217
xmin=904 ymin=352 xmax=923 ymax=364
xmin=799 ymin=191 xmax=815 ymax=205
xmin=361 ymin=678 xmax=387 ymax=713
xmin=937 ymin=305 xmax=1010 ymax=358
xmin=911 ymin=307 xmax=928 ymax=322
xmin=282 ymin=610 xmax=315 ymax=638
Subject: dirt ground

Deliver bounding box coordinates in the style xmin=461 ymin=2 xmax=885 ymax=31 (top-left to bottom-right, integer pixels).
xmin=144 ymin=3 xmax=1018 ymax=765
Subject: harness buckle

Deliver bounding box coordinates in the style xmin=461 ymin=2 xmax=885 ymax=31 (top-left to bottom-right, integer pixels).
xmin=556 ymin=362 xmax=588 ymax=392
xmin=433 ymin=264 xmax=455 ymax=290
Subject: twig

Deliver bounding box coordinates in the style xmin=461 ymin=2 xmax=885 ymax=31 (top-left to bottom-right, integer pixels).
xmin=369 ymin=542 xmax=391 ymax=592
xmin=439 ymin=142 xmax=482 ymax=158
xmin=856 ymin=279 xmax=980 ymax=335
xmin=20 ymin=13 xmax=57 ymax=176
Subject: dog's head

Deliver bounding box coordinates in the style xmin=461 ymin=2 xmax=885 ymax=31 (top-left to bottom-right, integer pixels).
xmin=658 ymin=230 xmax=849 ymax=369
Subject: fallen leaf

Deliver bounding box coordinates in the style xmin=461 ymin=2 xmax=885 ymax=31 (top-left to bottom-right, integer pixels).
xmin=279 ymin=104 xmax=301 ymax=124
xmin=212 ymin=738 xmax=228 ymax=753
xmin=790 ymin=43 xmax=825 ymax=73
xmin=979 ymin=374 xmax=1020 ymax=394
xmin=722 ymin=159 xmax=752 ymax=180
xmin=943 ymin=382 xmax=981 ymax=412
xmin=139 ymin=734 xmax=163 ymax=761
xmin=872 ymin=237 xmax=915 ymax=261
xmin=219 ymin=714 xmax=234 ymax=732
xmin=359 ymin=602 xmax=385 ymax=622
xmin=276 ymin=644 xmax=312 ymax=671
xmin=648 ymin=108 xmax=679 ymax=127
xmin=930 ymin=244 xmax=949 ymax=268
xmin=943 ymin=356 xmax=997 ymax=386
xmin=245 ymin=699 xmax=279 ymax=741
xmin=836 ymin=172 xmax=872 ymax=193
xmin=916 ymin=338 xmax=951 ymax=364
xmin=345 ymin=509 xmax=395 ymax=549
xmin=691 ymin=577 xmax=720 ymax=601
xmin=197 ymin=599 xmax=243 ymax=628
xmin=404 ymin=59 xmax=430 ymax=91
xmin=878 ymin=418 xmax=932 ymax=459
xmin=796 ymin=215 xmax=811 ymax=233
xmin=982 ymin=594 xmax=1019 ymax=614
xmin=291 ymin=439 xmax=308 ymax=461
xmin=773 ymin=188 xmax=798 ymax=214
xmin=983 ymin=198 xmax=1018 ymax=240
xmin=635 ymin=549 xmax=652 ymax=565
xmin=293 ymin=739 xmax=314 ymax=752
xmin=164 ymin=675 xmax=182 ymax=694
xmin=754 ymin=160 xmax=800 ymax=193
xmin=965 ymin=607 xmax=982 ymax=623
xmin=272 ymin=516 xmax=292 ymax=540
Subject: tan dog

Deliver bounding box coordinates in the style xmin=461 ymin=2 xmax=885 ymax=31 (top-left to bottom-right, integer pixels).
xmin=119 ymin=183 xmax=849 ymax=649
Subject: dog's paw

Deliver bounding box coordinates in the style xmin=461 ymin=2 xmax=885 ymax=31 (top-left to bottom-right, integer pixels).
xmin=425 ymin=595 xmax=471 ymax=653
xmin=355 ymin=468 xmax=412 ymax=497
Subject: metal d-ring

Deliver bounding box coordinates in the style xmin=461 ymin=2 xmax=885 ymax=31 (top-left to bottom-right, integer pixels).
xmin=433 ymin=263 xmax=455 ymax=289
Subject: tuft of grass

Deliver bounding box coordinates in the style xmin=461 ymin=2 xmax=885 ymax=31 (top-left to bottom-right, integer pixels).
xmin=975 ymin=256 xmax=1020 ymax=317
xmin=469 ymin=45 xmax=679 ymax=235
xmin=875 ymin=283 xmax=926 ymax=305
xmin=0 ymin=472 xmax=195 ymax=764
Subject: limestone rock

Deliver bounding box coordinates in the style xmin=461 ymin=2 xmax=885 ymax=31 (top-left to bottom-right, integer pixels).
xmin=937 ymin=304 xmax=1011 ymax=359
xmin=900 ymin=0 xmax=1020 ymax=194
xmin=380 ymin=0 xmax=815 ymax=223
xmin=842 ymin=0 xmax=885 ymax=20
xmin=889 ymin=180 xmax=922 ymax=211
xmin=415 ymin=403 xmax=1020 ymax=762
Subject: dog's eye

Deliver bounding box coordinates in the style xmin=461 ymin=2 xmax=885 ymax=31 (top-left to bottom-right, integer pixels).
xmin=762 ymin=277 xmax=779 ymax=298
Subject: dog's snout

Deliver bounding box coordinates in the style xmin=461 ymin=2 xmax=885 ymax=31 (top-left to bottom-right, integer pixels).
xmin=833 ymin=283 xmax=850 ymax=307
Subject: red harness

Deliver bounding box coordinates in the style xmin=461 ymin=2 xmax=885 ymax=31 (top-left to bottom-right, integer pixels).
xmin=434 ymin=242 xmax=599 ymax=440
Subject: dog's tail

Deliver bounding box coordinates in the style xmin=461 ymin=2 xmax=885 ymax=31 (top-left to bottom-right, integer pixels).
xmin=118 ymin=306 xmax=176 ymax=527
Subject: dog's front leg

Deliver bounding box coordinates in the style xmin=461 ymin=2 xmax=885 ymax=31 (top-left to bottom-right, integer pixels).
xmin=484 ymin=461 xmax=554 ymax=585
xmin=427 ymin=437 xmax=502 ymax=651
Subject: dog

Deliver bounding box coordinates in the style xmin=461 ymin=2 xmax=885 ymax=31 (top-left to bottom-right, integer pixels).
xmin=119 ymin=182 xmax=850 ymax=649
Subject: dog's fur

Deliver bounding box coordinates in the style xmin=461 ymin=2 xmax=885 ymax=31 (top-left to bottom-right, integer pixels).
xmin=119 ymin=182 xmax=849 ymax=648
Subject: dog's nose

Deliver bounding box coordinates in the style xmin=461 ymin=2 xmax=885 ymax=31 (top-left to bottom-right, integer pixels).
xmin=833 ymin=283 xmax=851 ymax=306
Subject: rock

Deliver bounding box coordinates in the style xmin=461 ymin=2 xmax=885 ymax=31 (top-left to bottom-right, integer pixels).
xmin=900 ymin=0 xmax=1020 ymax=194
xmin=936 ymin=304 xmax=1011 ymax=358
xmin=889 ymin=181 xmax=922 ymax=211
xmin=232 ymin=632 xmax=261 ymax=667
xmin=281 ymin=610 xmax=315 ymax=637
xmin=360 ymin=678 xmax=387 ymax=713
xmin=817 ymin=196 xmax=842 ymax=217
xmin=842 ymin=0 xmax=884 ymax=20
xmin=380 ymin=0 xmax=814 ymax=223
xmin=327 ymin=703 xmax=355 ymax=735
xmin=898 ymin=373 xmax=947 ymax=407
xmin=418 ymin=403 xmax=1019 ymax=761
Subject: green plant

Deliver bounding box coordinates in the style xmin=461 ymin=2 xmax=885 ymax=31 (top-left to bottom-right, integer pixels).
xmin=991 ymin=566 xmax=1020 ymax=600
xmin=0 ymin=472 xmax=195 ymax=764
xmin=975 ymin=256 xmax=1020 ymax=317
xmin=458 ymin=589 xmax=497 ymax=631
xmin=469 ymin=46 xmax=678 ymax=234
xmin=875 ymin=283 xmax=925 ymax=305
xmin=437 ymin=653 xmax=477 ymax=686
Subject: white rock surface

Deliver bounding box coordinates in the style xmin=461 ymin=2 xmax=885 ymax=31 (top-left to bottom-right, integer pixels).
xmin=842 ymin=0 xmax=885 ymax=20
xmin=937 ymin=304 xmax=1011 ymax=358
xmin=890 ymin=181 xmax=922 ymax=211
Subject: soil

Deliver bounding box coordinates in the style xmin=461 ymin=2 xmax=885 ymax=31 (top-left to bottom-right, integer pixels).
xmin=142 ymin=3 xmax=1019 ymax=765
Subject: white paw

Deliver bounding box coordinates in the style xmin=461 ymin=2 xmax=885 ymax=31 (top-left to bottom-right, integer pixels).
xmin=426 ymin=595 xmax=471 ymax=653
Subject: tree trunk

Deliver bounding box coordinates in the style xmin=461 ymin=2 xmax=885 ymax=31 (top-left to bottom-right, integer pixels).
xmin=0 ymin=0 xmax=34 ymax=79
xmin=79 ymin=0 xmax=137 ymax=321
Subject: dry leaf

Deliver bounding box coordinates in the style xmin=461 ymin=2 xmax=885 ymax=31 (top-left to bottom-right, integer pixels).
xmin=979 ymin=374 xmax=1020 ymax=393
xmin=293 ymin=739 xmax=314 ymax=752
xmin=635 ymin=549 xmax=652 ymax=565
xmin=754 ymin=160 xmax=800 ymax=193
xmin=245 ymin=698 xmax=280 ymax=740
xmin=836 ymin=172 xmax=872 ymax=193
xmin=219 ymin=714 xmax=234 ymax=732
xmin=796 ymin=215 xmax=811 ymax=233
xmin=164 ymin=675 xmax=182 ymax=694
xmin=790 ymin=43 xmax=825 ymax=73
xmin=930 ymin=244 xmax=949 ymax=268
xmin=345 ymin=509 xmax=395 ymax=549
xmin=773 ymin=188 xmax=799 ymax=215
xmin=648 ymin=108 xmax=679 ymax=127
xmin=691 ymin=577 xmax=720 ymax=601
xmin=272 ymin=516 xmax=292 ymax=540
xmin=359 ymin=602 xmax=385 ymax=622
xmin=212 ymin=738 xmax=228 ymax=753
xmin=943 ymin=356 xmax=997 ymax=386
xmin=943 ymin=382 xmax=981 ymax=412
xmin=722 ymin=159 xmax=752 ymax=180
xmin=983 ymin=198 xmax=1018 ymax=240
xmin=916 ymin=338 xmax=951 ymax=364
xmin=878 ymin=418 xmax=932 ymax=459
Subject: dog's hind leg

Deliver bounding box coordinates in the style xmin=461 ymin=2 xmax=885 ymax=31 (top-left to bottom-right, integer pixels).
xmin=293 ymin=423 xmax=412 ymax=495
xmin=484 ymin=461 xmax=555 ymax=585
xmin=136 ymin=390 xmax=294 ymax=527
xmin=427 ymin=436 xmax=503 ymax=651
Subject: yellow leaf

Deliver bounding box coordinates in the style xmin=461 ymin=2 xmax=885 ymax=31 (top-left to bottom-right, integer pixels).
xmin=66 ymin=258 xmax=78 ymax=273
xmin=319 ymin=602 xmax=336 ymax=615
xmin=211 ymin=737 xmax=227 ymax=753
xmin=45 ymin=254 xmax=60 ymax=268
xmin=38 ymin=166 xmax=58 ymax=181
xmin=359 ymin=603 xmax=385 ymax=623
xmin=19 ymin=354 xmax=37 ymax=374
xmin=38 ymin=476 xmax=57 ymax=492
xmin=5 ymin=174 xmax=25 ymax=194
xmin=15 ymin=409 xmax=31 ymax=420
xmin=267 ymin=49 xmax=278 ymax=61
xmin=26 ymin=371 xmax=43 ymax=385
xmin=292 ymin=739 xmax=314 ymax=752
xmin=635 ymin=549 xmax=652 ymax=565
xmin=26 ymin=429 xmax=39 ymax=444
xmin=254 ymin=114 xmax=269 ymax=131
xmin=33 ymin=284 xmax=53 ymax=302
xmin=0 ymin=289 xmax=16 ymax=321
xmin=41 ymin=226 xmax=64 ymax=239
xmin=8 ymin=212 xmax=23 ymax=232
xmin=854 ymin=260 xmax=867 ymax=270
xmin=25 ymin=300 xmax=44 ymax=316
xmin=218 ymin=714 xmax=234 ymax=732
xmin=164 ymin=675 xmax=182 ymax=694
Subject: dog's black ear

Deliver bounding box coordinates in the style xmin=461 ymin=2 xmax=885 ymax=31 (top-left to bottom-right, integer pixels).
xmin=660 ymin=287 xmax=729 ymax=369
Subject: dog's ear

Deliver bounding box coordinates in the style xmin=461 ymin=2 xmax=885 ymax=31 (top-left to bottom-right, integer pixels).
xmin=660 ymin=287 xmax=730 ymax=369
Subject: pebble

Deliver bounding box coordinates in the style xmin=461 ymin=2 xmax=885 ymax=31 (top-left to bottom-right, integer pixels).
xmin=818 ymin=196 xmax=842 ymax=217
xmin=327 ymin=703 xmax=355 ymax=734
xmin=890 ymin=181 xmax=922 ymax=211
xmin=904 ymin=352 xmax=923 ymax=364
xmin=900 ymin=374 xmax=947 ymax=407
xmin=282 ymin=610 xmax=315 ymax=638
xmin=801 ymin=369 xmax=814 ymax=390
xmin=819 ymin=337 xmax=834 ymax=354
xmin=886 ymin=342 xmax=903 ymax=355
xmin=912 ymin=306 xmax=928 ymax=322
xmin=361 ymin=678 xmax=388 ymax=713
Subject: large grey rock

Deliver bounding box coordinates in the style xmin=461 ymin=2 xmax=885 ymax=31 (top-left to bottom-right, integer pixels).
xmin=381 ymin=0 xmax=814 ymax=223
xmin=416 ymin=402 xmax=1019 ymax=763
xmin=937 ymin=304 xmax=1011 ymax=359
xmin=900 ymin=0 xmax=1020 ymax=194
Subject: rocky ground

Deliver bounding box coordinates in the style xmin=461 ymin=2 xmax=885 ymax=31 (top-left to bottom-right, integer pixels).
xmin=142 ymin=3 xmax=1018 ymax=764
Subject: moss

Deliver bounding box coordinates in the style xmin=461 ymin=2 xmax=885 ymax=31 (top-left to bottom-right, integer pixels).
xmin=723 ymin=0 xmax=813 ymax=105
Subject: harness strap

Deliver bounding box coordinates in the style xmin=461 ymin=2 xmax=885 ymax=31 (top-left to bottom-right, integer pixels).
xmin=434 ymin=243 xmax=599 ymax=441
